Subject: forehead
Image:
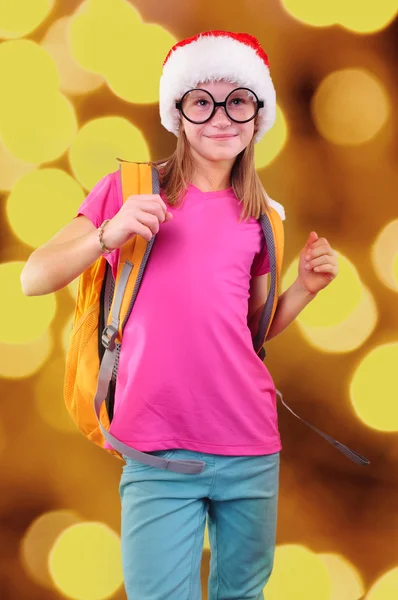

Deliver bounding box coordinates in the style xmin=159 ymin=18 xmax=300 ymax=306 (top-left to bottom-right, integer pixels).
xmin=194 ymin=80 xmax=239 ymax=97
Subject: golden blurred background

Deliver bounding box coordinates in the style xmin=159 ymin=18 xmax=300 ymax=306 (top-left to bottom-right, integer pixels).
xmin=0 ymin=1 xmax=397 ymax=598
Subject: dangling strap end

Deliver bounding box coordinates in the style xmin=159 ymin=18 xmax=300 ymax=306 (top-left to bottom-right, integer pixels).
xmin=331 ymin=439 xmax=370 ymax=466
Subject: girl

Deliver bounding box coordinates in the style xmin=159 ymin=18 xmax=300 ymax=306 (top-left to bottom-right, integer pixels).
xmin=21 ymin=31 xmax=338 ymax=600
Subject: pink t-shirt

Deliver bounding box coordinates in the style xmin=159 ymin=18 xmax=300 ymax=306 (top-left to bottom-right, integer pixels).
xmin=77 ymin=171 xmax=282 ymax=455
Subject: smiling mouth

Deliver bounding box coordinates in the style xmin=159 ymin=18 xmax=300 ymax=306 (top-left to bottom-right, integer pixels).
xmin=207 ymin=135 xmax=238 ymax=140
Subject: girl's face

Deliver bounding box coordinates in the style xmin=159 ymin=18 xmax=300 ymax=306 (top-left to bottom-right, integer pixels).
xmin=181 ymin=81 xmax=256 ymax=164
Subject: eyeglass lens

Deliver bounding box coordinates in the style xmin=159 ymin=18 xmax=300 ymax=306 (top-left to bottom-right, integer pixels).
xmin=181 ymin=88 xmax=258 ymax=123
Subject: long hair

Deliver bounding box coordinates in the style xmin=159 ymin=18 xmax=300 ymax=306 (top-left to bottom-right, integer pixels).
xmin=151 ymin=126 xmax=270 ymax=221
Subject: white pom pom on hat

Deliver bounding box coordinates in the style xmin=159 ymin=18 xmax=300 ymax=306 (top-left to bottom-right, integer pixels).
xmin=159 ymin=30 xmax=276 ymax=144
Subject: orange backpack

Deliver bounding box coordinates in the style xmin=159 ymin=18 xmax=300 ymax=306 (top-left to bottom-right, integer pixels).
xmin=64 ymin=161 xmax=369 ymax=472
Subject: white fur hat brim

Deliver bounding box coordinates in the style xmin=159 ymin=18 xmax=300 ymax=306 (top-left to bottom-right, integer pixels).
xmin=159 ymin=33 xmax=276 ymax=144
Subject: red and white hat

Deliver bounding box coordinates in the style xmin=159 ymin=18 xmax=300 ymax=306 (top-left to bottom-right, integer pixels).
xmin=159 ymin=30 xmax=276 ymax=144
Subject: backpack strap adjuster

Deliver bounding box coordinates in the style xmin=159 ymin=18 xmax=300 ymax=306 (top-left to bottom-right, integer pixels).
xmin=102 ymin=324 xmax=118 ymax=351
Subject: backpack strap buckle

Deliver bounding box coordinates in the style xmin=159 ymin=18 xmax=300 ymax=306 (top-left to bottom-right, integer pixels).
xmin=102 ymin=324 xmax=118 ymax=351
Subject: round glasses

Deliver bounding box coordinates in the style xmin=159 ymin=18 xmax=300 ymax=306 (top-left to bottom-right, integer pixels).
xmin=175 ymin=87 xmax=264 ymax=125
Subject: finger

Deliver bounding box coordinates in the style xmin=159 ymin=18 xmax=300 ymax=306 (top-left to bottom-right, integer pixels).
xmin=305 ymin=231 xmax=318 ymax=249
xmin=134 ymin=221 xmax=154 ymax=241
xmin=313 ymin=264 xmax=337 ymax=274
xmin=136 ymin=211 xmax=161 ymax=235
xmin=153 ymin=194 xmax=169 ymax=214
xmin=309 ymin=237 xmax=329 ymax=250
xmin=305 ymin=244 xmax=334 ymax=260
xmin=306 ymin=255 xmax=334 ymax=270
xmin=138 ymin=201 xmax=166 ymax=222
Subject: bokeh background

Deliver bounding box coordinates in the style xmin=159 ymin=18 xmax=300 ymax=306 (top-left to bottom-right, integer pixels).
xmin=0 ymin=0 xmax=397 ymax=598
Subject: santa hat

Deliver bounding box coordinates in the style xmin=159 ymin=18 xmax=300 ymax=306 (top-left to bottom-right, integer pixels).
xmin=159 ymin=30 xmax=276 ymax=144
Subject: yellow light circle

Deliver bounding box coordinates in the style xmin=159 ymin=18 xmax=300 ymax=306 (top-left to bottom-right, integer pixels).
xmin=0 ymin=262 xmax=57 ymax=344
xmin=336 ymin=0 xmax=398 ymax=34
xmin=69 ymin=0 xmax=176 ymax=103
xmin=41 ymin=17 xmax=104 ymax=96
xmin=0 ymin=39 xmax=59 ymax=103
xmin=6 ymin=169 xmax=85 ymax=248
xmin=350 ymin=343 xmax=398 ymax=432
xmin=366 ymin=567 xmax=398 ymax=599
xmin=0 ymin=136 xmax=36 ymax=192
xmin=20 ymin=510 xmax=81 ymax=589
xmin=0 ymin=92 xmax=78 ymax=164
xmin=282 ymin=252 xmax=377 ymax=352
xmin=106 ymin=22 xmax=177 ymax=103
xmin=281 ymin=0 xmax=336 ymax=27
xmin=49 ymin=522 xmax=123 ymax=600
xmin=318 ymin=553 xmax=365 ymax=599
xmin=394 ymin=253 xmax=398 ymax=288
xmin=0 ymin=331 xmax=53 ymax=379
xmin=255 ymin=105 xmax=288 ymax=170
xmin=0 ymin=40 xmax=78 ymax=163
xmin=0 ymin=0 xmax=55 ymax=39
xmin=69 ymin=116 xmax=150 ymax=190
xmin=312 ymin=69 xmax=390 ymax=146
xmin=371 ymin=220 xmax=398 ymax=292
xmin=265 ymin=544 xmax=331 ymax=598
xmin=68 ymin=0 xmax=142 ymax=75
xmin=282 ymin=252 xmax=361 ymax=327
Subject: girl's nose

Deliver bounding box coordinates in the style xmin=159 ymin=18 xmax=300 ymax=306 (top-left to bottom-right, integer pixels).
xmin=211 ymin=105 xmax=232 ymax=125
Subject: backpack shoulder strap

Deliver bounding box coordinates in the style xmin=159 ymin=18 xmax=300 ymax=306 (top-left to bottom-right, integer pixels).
xmin=253 ymin=205 xmax=284 ymax=357
xmin=103 ymin=161 xmax=154 ymax=347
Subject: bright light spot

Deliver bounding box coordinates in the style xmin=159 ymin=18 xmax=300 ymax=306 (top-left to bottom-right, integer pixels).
xmin=336 ymin=0 xmax=398 ymax=34
xmin=20 ymin=510 xmax=81 ymax=589
xmin=350 ymin=343 xmax=398 ymax=432
xmin=255 ymin=105 xmax=288 ymax=169
xmin=0 ymin=0 xmax=55 ymax=39
xmin=366 ymin=567 xmax=398 ymax=599
xmin=0 ymin=40 xmax=77 ymax=163
xmin=0 ymin=331 xmax=53 ymax=379
xmin=318 ymin=553 xmax=365 ymax=599
xmin=371 ymin=220 xmax=398 ymax=292
xmin=281 ymin=0 xmax=335 ymax=27
xmin=69 ymin=116 xmax=150 ymax=190
xmin=6 ymin=169 xmax=85 ymax=248
xmin=312 ymin=69 xmax=390 ymax=146
xmin=41 ymin=16 xmax=104 ymax=96
xmin=282 ymin=252 xmax=377 ymax=352
xmin=0 ymin=262 xmax=57 ymax=344
xmin=49 ymin=522 xmax=123 ymax=600
xmin=264 ymin=544 xmax=331 ymax=598
xmin=280 ymin=1 xmax=397 ymax=34
xmin=0 ymin=136 xmax=36 ymax=192
xmin=69 ymin=0 xmax=176 ymax=103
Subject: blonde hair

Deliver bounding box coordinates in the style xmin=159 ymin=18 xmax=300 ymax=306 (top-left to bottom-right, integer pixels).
xmin=151 ymin=127 xmax=270 ymax=221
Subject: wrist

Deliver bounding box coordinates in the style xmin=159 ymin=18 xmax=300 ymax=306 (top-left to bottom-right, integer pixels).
xmin=292 ymin=277 xmax=317 ymax=302
xmin=98 ymin=219 xmax=115 ymax=255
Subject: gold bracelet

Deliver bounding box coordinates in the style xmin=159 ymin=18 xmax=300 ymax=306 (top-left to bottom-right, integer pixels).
xmin=98 ymin=219 xmax=114 ymax=254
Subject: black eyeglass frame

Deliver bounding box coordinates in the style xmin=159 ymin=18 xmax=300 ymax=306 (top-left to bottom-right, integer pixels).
xmin=175 ymin=87 xmax=264 ymax=125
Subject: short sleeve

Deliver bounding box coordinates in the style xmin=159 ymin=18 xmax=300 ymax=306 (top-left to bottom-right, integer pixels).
xmin=251 ymin=241 xmax=271 ymax=277
xmin=76 ymin=170 xmax=121 ymax=227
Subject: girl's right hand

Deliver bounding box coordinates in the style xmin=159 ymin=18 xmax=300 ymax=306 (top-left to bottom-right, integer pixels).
xmin=101 ymin=194 xmax=173 ymax=249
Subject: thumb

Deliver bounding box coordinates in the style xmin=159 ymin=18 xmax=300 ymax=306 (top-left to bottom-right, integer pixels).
xmin=305 ymin=231 xmax=318 ymax=249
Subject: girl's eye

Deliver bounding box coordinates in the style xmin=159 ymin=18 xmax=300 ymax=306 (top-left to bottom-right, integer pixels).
xmin=196 ymin=99 xmax=210 ymax=107
xmin=230 ymin=98 xmax=244 ymax=106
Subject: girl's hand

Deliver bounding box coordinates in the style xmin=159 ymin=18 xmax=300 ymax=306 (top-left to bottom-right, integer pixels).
xmin=102 ymin=194 xmax=173 ymax=249
xmin=297 ymin=231 xmax=338 ymax=295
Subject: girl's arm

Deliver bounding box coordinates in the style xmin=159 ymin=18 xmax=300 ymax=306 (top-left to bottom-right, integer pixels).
xmin=248 ymin=275 xmax=316 ymax=341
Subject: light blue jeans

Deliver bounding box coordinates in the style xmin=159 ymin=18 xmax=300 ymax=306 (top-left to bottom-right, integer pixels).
xmin=119 ymin=448 xmax=280 ymax=600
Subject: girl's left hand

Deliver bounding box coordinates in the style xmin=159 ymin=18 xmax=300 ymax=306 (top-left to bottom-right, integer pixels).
xmin=298 ymin=231 xmax=338 ymax=295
